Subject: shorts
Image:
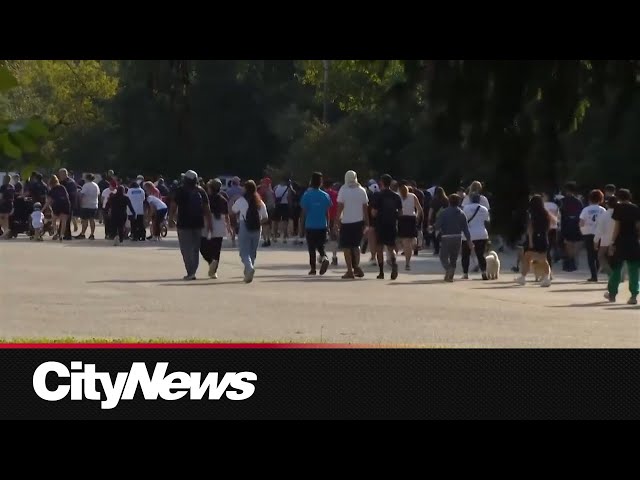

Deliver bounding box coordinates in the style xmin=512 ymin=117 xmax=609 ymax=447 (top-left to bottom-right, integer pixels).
xmin=273 ymin=203 xmax=290 ymax=222
xmin=524 ymin=232 xmax=549 ymax=254
xmin=398 ymin=216 xmax=417 ymax=239
xmin=0 ymin=202 xmax=13 ymax=215
xmin=561 ymin=220 xmax=581 ymax=242
xmin=376 ymin=223 xmax=398 ymax=247
xmin=52 ymin=203 xmax=71 ymax=216
xmin=79 ymin=208 xmax=97 ymax=220
xmin=339 ymin=221 xmax=364 ymax=249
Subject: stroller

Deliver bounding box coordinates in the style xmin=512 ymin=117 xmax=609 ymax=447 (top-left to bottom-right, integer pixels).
xmin=7 ymin=196 xmax=34 ymax=238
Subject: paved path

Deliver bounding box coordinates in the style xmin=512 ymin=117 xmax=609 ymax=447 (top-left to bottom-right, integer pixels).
xmin=1 ymin=227 xmax=639 ymax=347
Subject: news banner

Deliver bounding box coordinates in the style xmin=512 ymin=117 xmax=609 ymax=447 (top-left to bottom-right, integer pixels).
xmin=0 ymin=344 xmax=639 ymax=419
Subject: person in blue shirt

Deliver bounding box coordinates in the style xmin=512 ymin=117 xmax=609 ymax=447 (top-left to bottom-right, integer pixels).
xmin=301 ymin=171 xmax=332 ymax=276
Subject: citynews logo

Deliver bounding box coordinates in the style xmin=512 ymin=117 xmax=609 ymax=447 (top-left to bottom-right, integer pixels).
xmin=33 ymin=361 xmax=257 ymax=410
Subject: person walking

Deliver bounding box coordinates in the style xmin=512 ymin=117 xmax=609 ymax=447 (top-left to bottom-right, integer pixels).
xmin=398 ymin=182 xmax=423 ymax=271
xmin=58 ymin=169 xmax=78 ymax=240
xmin=559 ymin=181 xmax=584 ymax=272
xmin=169 ymin=170 xmax=213 ymax=280
xmin=45 ymin=175 xmax=71 ymax=242
xmin=594 ymin=195 xmax=618 ymax=286
xmin=322 ymin=179 xmax=340 ymax=266
xmin=258 ymin=177 xmax=275 ymax=247
xmin=0 ymin=175 xmax=15 ymax=238
xmin=301 ymin=172 xmax=332 ymax=276
xmin=232 ymin=180 xmax=269 ymax=283
xmin=428 ymin=187 xmax=448 ymax=255
xmin=461 ymin=193 xmax=491 ymax=280
xmin=515 ymin=195 xmax=553 ymax=287
xmin=434 ymin=194 xmax=473 ymax=282
xmin=105 ymin=185 xmax=136 ymax=246
xmin=200 ymin=179 xmax=230 ymax=279
xmin=127 ymin=180 xmax=146 ymax=241
xmin=101 ymin=180 xmax=118 ymax=239
xmin=606 ymin=189 xmax=640 ymax=304
xmin=273 ymin=177 xmax=293 ymax=244
xmin=75 ymin=173 xmax=100 ymax=240
xmin=371 ymin=174 xmax=403 ymax=280
xmin=336 ymin=170 xmax=369 ymax=279
xmin=579 ymin=189 xmax=606 ymax=282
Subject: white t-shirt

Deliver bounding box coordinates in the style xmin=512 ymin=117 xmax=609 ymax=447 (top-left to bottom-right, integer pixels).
xmin=462 ymin=194 xmax=490 ymax=210
xmin=462 ymin=203 xmax=490 ymax=241
xmin=401 ymin=193 xmax=418 ymax=216
xmin=274 ymin=185 xmax=290 ymax=205
xmin=544 ymin=201 xmax=560 ymax=230
xmin=127 ymin=187 xmax=146 ymax=216
xmin=579 ymin=205 xmax=606 ymax=236
xmin=232 ymin=197 xmax=268 ymax=223
xmin=594 ymin=209 xmax=615 ymax=247
xmin=101 ymin=188 xmax=115 ymax=208
xmin=79 ymin=181 xmax=100 ymax=209
xmin=337 ymin=184 xmax=369 ymax=224
xmin=31 ymin=211 xmax=44 ymax=228
xmin=146 ymin=195 xmax=167 ymax=211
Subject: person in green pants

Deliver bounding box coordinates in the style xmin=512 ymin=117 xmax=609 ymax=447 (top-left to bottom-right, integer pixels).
xmin=606 ymin=189 xmax=640 ymax=304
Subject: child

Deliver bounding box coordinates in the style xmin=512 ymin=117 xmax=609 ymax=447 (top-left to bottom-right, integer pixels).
xmin=31 ymin=202 xmax=45 ymax=241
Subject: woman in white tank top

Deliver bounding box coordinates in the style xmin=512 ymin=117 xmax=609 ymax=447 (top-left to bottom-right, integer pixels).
xmin=398 ymin=185 xmax=423 ymax=270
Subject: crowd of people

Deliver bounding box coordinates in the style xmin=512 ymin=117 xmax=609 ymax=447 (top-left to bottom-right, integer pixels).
xmin=1 ymin=167 xmax=638 ymax=302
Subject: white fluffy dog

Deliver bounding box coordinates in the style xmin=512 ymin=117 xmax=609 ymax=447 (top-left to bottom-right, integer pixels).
xmin=485 ymin=250 xmax=501 ymax=280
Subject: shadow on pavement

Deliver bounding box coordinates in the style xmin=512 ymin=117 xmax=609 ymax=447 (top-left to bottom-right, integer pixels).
xmin=549 ymin=302 xmax=610 ymax=308
xmin=87 ymin=278 xmax=181 ymax=284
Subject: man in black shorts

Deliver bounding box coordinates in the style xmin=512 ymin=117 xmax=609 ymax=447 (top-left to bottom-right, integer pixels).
xmin=337 ymin=170 xmax=369 ymax=279
xmin=273 ymin=178 xmax=293 ymax=243
xmin=370 ymin=174 xmax=402 ymax=280
xmin=560 ymin=181 xmax=584 ymax=272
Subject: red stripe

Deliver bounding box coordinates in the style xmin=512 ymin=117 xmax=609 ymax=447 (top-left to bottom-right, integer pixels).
xmin=0 ymin=343 xmax=384 ymax=349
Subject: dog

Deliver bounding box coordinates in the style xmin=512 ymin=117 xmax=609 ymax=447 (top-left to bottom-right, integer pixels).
xmin=532 ymin=260 xmax=552 ymax=282
xmin=485 ymin=250 xmax=501 ymax=280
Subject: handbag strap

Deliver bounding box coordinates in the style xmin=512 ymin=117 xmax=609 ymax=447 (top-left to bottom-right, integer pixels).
xmin=467 ymin=205 xmax=482 ymax=224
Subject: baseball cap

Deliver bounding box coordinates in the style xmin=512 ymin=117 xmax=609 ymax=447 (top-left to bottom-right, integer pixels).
xmin=369 ymin=183 xmax=380 ymax=193
xmin=344 ymin=170 xmax=358 ymax=186
xmin=185 ymin=170 xmax=198 ymax=181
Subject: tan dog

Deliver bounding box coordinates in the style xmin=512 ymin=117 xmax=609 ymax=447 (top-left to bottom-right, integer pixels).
xmin=532 ymin=260 xmax=549 ymax=282
xmin=485 ymin=250 xmax=500 ymax=280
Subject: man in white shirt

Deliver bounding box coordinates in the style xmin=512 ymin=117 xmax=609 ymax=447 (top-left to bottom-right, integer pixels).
xmin=579 ymin=189 xmax=607 ymax=282
xmin=337 ymin=170 xmax=369 ymax=279
xmin=127 ymin=181 xmax=147 ymax=241
xmin=273 ymin=178 xmax=292 ymax=244
xmin=75 ymin=173 xmax=100 ymax=240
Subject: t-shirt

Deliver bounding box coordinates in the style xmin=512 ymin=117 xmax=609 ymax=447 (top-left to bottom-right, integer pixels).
xmin=79 ymin=181 xmax=100 ymax=209
xmin=594 ymin=209 xmax=615 ymax=247
xmin=0 ymin=184 xmax=15 ymax=203
xmin=147 ymin=195 xmax=167 ymax=211
xmin=126 ymin=186 xmax=146 ymax=216
xmin=101 ymin=188 xmax=116 ymax=208
xmin=560 ymin=195 xmax=583 ymax=228
xmin=97 ymin=179 xmax=109 ymax=192
xmin=429 ymin=198 xmax=448 ymax=225
xmin=326 ymin=189 xmax=338 ymax=221
xmin=209 ymin=193 xmax=229 ymax=238
xmin=274 ymin=184 xmax=291 ymax=205
xmin=401 ymin=193 xmax=419 ymax=216
xmin=579 ymin=205 xmax=606 ymax=236
xmin=612 ymin=202 xmax=640 ymax=256
xmin=29 ymin=181 xmax=48 ymax=203
xmin=173 ymin=186 xmax=209 ymax=230
xmin=48 ymin=185 xmax=69 ymax=205
xmin=337 ymin=184 xmax=369 ymax=224
xmin=301 ymin=188 xmax=331 ymax=230
xmin=462 ymin=194 xmax=491 ymax=210
xmin=61 ymin=178 xmax=77 ymax=204
xmin=232 ymin=197 xmax=268 ymax=223
xmin=544 ymin=201 xmax=560 ymax=230
xmin=259 ymin=185 xmax=276 ymax=209
xmin=31 ymin=211 xmax=44 ymax=228
xmin=462 ymin=203 xmax=490 ymax=241
xmin=371 ymin=189 xmax=402 ymax=227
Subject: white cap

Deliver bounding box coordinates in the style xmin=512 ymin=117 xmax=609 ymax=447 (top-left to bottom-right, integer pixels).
xmin=185 ymin=170 xmax=198 ymax=181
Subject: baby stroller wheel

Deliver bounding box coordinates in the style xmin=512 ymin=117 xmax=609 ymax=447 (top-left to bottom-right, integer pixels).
xmin=160 ymin=224 xmax=168 ymax=238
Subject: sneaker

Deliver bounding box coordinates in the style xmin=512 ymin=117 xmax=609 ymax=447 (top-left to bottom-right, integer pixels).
xmin=605 ymin=292 xmax=616 ymax=302
xmin=262 ymin=241 xmax=269 ymax=247
xmin=354 ymin=266 xmax=365 ymax=278
xmin=183 ymin=274 xmax=197 ymax=281
xmin=308 ymin=270 xmax=317 ymax=276
xmin=74 ymin=234 xmax=86 ymax=239
xmin=515 ymin=276 xmax=526 ymax=286
xmin=62 ymin=236 xmax=72 ymax=241
xmin=540 ymin=277 xmax=551 ymax=287
xmin=319 ymin=257 xmax=330 ymax=276
xmin=208 ymin=260 xmax=219 ymax=279
xmin=405 ymin=264 xmax=411 ymax=271
xmin=444 ymin=271 xmax=454 ymax=282
xmin=88 ymin=235 xmax=95 ymax=240
xmin=461 ymin=274 xmax=469 ymax=280
xmin=481 ymin=273 xmax=488 ymax=281
xmin=331 ymin=257 xmax=338 ymax=266
xmin=244 ymin=269 xmax=255 ymax=284
xmin=628 ymin=296 xmax=638 ymax=305
xmin=377 ymin=273 xmax=385 ymax=280
xmin=342 ymin=272 xmax=355 ymax=279
xmin=587 ymin=277 xmax=598 ymax=283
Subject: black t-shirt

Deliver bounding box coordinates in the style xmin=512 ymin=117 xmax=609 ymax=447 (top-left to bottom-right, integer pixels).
xmin=48 ymin=185 xmax=70 ymax=205
xmin=29 ymin=181 xmax=48 ymax=202
xmin=210 ymin=192 xmax=229 ymax=219
xmin=98 ymin=179 xmax=109 ymax=193
xmin=371 ymin=189 xmax=402 ymax=227
xmin=172 ymin=186 xmax=209 ymax=229
xmin=560 ymin=196 xmax=583 ymax=225
xmin=0 ymin=184 xmax=15 ymax=203
xmin=61 ymin=178 xmax=78 ymax=204
xmin=158 ymin=184 xmax=170 ymax=197
xmin=612 ymin=202 xmax=640 ymax=256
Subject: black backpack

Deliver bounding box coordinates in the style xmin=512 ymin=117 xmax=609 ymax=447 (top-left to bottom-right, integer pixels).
xmin=245 ymin=201 xmax=261 ymax=231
